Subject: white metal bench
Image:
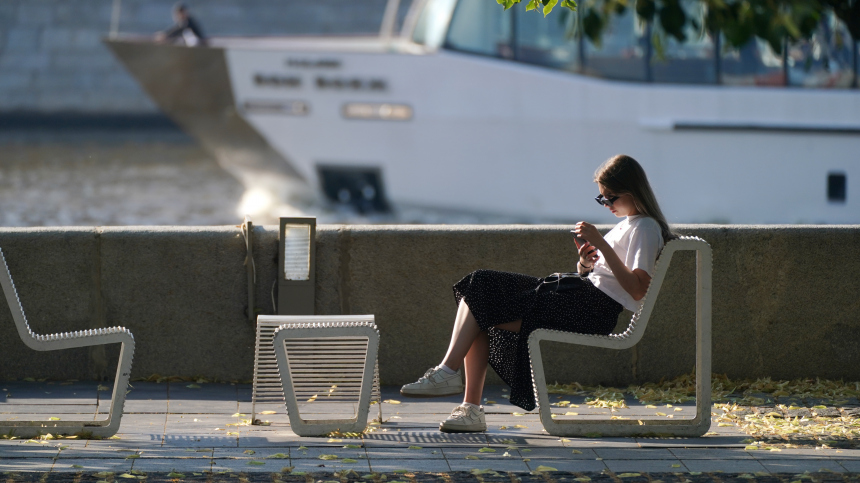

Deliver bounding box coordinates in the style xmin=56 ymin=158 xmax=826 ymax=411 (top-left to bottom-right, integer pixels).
xmin=528 ymin=236 xmax=712 ymax=437
xmin=0 ymin=248 xmax=135 ymax=438
xmin=270 ymin=315 xmax=381 ymax=436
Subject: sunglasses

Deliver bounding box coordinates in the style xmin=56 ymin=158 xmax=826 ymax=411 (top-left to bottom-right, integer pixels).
xmin=595 ymin=193 xmax=620 ymax=207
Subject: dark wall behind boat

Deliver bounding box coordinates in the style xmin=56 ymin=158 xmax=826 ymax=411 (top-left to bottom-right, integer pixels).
xmin=0 ymin=0 xmax=409 ymax=115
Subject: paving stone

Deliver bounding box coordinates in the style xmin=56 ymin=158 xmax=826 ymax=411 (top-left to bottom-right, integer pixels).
xmin=836 ymin=459 xmax=860 ymax=472
xmin=442 ymin=447 xmax=520 ymax=460
xmin=130 ymin=457 xmax=213 ymax=473
xmin=213 ymin=447 xmax=291 ymax=459
xmin=55 ymin=445 xmax=143 ymax=459
xmin=0 ymin=457 xmax=56 ymax=472
xmin=812 ymin=407 xmax=841 ymax=417
xmin=525 ymin=458 xmax=607 ymax=472
xmin=669 ymin=448 xmax=755 ymax=459
xmin=0 ymin=442 xmax=61 ymax=458
xmin=843 ymin=408 xmax=860 ymax=418
xmin=604 ymin=459 xmax=687 ymax=473
xmin=365 ymin=446 xmax=445 ymax=459
xmin=594 ymin=448 xmax=676 ymax=459
xmin=749 ymin=448 xmax=838 ymax=459
xmin=447 ymin=458 xmax=529 ymax=472
xmin=290 ymin=446 xmax=366 ymax=460
xmin=141 ymin=447 xmax=214 ymax=458
xmin=681 ymin=459 xmax=768 ymax=473
xmin=758 ymin=459 xmax=846 ymax=474
xmin=512 ymin=447 xmax=597 ymax=459
xmin=237 ymin=434 xmax=306 ymax=447
xmin=0 ymin=404 xmax=98 ymax=415
xmin=292 ymin=458 xmax=371 ymax=472
xmin=561 ymin=438 xmax=641 ymax=449
xmin=369 ymin=459 xmax=451 ymax=472
xmin=785 ymin=408 xmax=813 ymax=419
xmin=50 ymin=458 xmax=133 ymax=472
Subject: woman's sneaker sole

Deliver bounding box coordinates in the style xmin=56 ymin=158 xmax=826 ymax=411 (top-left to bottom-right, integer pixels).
xmin=399 ymin=387 xmax=464 ymax=398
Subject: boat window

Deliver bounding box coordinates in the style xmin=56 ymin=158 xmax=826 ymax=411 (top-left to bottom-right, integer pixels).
xmin=445 ymin=0 xmax=514 ymax=59
xmin=721 ymin=38 xmax=785 ymax=86
xmin=786 ymin=14 xmax=855 ymax=88
xmin=412 ymin=0 xmax=458 ymax=49
xmin=650 ymin=0 xmax=716 ymax=84
xmin=582 ymin=8 xmax=648 ymax=81
xmin=516 ymin=8 xmax=580 ymax=72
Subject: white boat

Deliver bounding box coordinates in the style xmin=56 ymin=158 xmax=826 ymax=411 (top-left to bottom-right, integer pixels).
xmin=106 ymin=0 xmax=860 ymax=224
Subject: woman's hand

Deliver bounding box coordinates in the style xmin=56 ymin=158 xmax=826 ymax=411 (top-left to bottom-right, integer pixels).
xmin=574 ymin=222 xmax=607 ymax=251
xmin=576 ymin=239 xmax=600 ymax=269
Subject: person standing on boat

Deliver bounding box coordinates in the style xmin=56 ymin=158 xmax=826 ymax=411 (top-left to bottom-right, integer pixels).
xmin=156 ymin=3 xmax=207 ymax=46
xmin=400 ymin=154 xmax=674 ymax=432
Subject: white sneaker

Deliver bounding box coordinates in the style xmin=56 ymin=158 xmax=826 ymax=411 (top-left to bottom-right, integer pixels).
xmin=439 ymin=403 xmax=486 ymax=433
xmin=400 ymin=366 xmax=464 ymax=398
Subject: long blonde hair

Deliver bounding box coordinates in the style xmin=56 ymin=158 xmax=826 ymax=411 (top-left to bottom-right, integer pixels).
xmin=594 ymin=154 xmax=675 ymax=242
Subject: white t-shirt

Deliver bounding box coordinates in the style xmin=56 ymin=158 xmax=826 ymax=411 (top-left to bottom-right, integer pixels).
xmin=588 ymin=215 xmax=664 ymax=312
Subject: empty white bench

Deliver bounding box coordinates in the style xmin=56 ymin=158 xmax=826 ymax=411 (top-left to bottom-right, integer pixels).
xmin=270 ymin=315 xmax=381 ymax=437
xmin=0 ymin=248 xmax=135 ymax=438
xmin=528 ymin=236 xmax=712 ymax=437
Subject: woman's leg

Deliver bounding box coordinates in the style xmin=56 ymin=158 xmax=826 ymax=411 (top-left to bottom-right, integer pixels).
xmin=440 ymin=300 xmax=523 ymax=405
xmin=440 ymin=300 xmax=481 ymax=372
xmin=462 ymin=331 xmax=489 ymax=405
xmin=461 ymin=320 xmax=522 ymax=404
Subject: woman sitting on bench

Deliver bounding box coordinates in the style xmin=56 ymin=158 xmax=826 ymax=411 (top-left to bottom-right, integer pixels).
xmin=400 ymin=154 xmax=675 ymax=432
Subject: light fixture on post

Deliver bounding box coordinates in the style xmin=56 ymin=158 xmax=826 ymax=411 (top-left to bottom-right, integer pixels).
xmin=278 ymin=217 xmax=316 ymax=315
xmin=251 ymin=217 xmax=317 ymax=424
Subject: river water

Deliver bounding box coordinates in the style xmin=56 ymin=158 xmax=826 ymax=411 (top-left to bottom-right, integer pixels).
xmin=0 ymin=130 xmax=533 ymax=227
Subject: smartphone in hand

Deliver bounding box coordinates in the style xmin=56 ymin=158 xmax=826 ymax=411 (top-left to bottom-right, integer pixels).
xmin=571 ymin=229 xmax=585 ymax=249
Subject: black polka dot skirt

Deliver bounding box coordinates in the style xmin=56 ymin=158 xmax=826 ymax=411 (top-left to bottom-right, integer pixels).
xmin=453 ymin=269 xmax=623 ymax=411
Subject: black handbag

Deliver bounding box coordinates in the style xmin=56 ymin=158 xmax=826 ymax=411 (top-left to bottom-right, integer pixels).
xmin=535 ymin=272 xmax=588 ymax=294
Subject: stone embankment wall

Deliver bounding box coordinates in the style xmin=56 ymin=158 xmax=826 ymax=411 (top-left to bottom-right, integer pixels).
xmin=0 ymin=225 xmax=857 ymax=385
xmin=0 ymin=0 xmax=396 ymax=114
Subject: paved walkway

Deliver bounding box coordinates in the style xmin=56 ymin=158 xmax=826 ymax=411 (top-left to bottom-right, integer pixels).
xmin=2 ymin=382 xmax=858 ymax=477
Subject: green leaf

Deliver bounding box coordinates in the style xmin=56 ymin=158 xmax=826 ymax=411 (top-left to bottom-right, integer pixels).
xmin=342 ymin=458 xmax=358 ymax=463
xmin=543 ymin=0 xmax=558 ymax=16
xmin=408 ymin=445 xmax=422 ymax=450
xmin=247 ymin=461 xmax=265 ymax=466
xmin=536 ymin=465 xmax=558 ymax=472
xmin=526 ymin=0 xmax=538 ymax=11
xmin=166 ymin=472 xmax=185 ymax=478
xmin=561 ymin=0 xmax=576 ymax=11
xmin=118 ymin=474 xmax=137 ymax=479
xmin=478 ymin=447 xmax=496 ymax=453
xmin=267 ymin=453 xmax=288 ymax=459
xmin=319 ymin=454 xmax=338 ymax=460
xmin=70 ymin=465 xmax=83 ymax=469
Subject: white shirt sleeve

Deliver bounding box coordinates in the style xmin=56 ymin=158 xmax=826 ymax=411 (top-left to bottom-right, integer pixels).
xmin=626 ymin=219 xmax=663 ymax=277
